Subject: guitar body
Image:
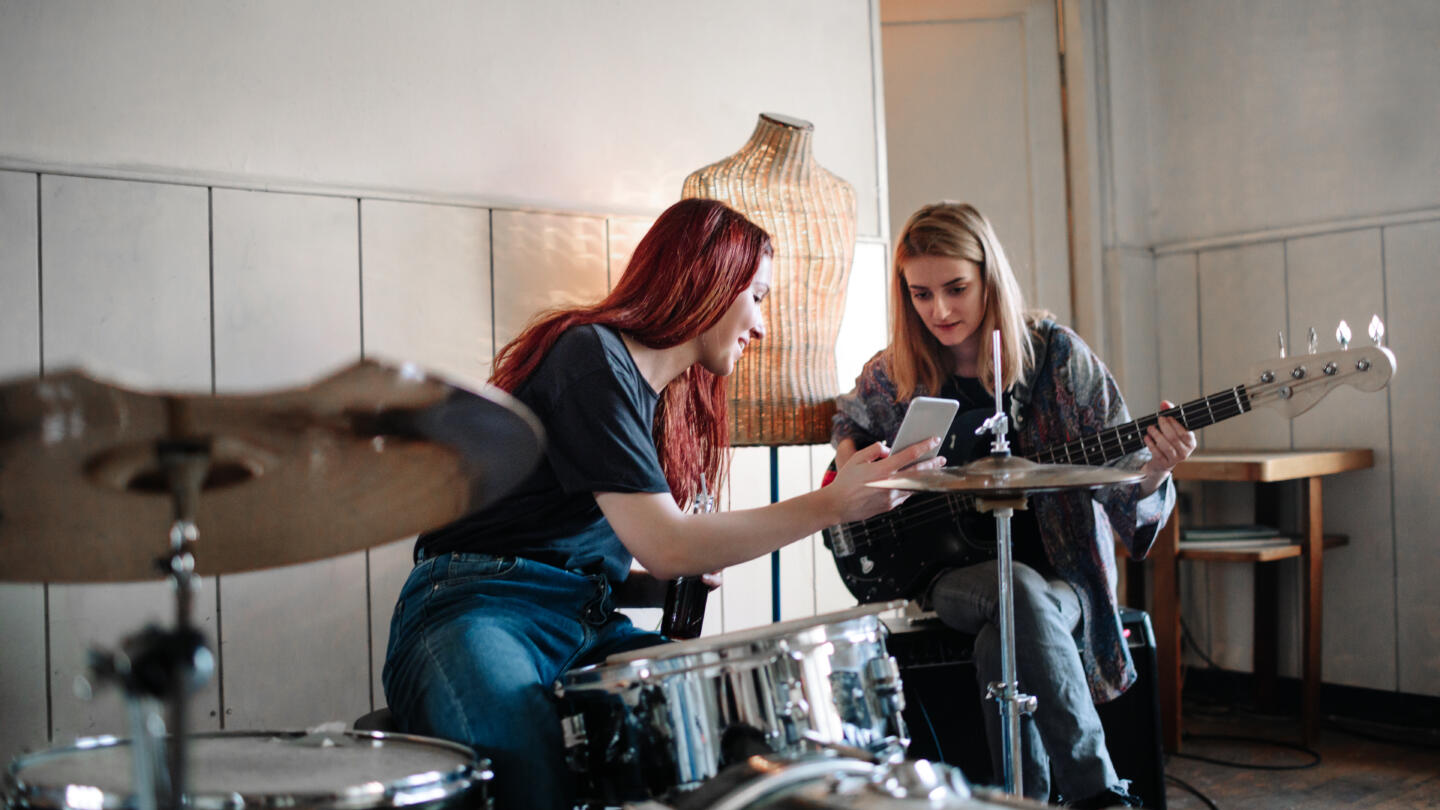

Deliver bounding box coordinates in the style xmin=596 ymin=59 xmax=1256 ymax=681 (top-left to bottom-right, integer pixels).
xmin=822 ymin=493 xmax=996 ymax=603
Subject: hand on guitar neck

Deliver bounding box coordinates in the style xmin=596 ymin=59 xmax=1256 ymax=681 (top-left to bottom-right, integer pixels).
xmin=1137 ymin=399 xmax=1197 ymax=494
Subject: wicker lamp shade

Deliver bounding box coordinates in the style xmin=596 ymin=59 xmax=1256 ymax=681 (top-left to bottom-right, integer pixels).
xmin=682 ymin=113 xmax=858 ymax=446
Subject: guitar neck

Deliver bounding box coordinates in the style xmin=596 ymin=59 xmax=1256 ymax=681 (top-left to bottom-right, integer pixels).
xmin=1031 ymin=385 xmax=1251 ymax=466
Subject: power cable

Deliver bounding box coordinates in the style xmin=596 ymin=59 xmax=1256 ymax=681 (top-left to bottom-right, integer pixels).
xmin=1164 ymin=774 xmax=1218 ymax=810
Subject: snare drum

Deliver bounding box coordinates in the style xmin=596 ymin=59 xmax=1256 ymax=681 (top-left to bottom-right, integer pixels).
xmin=555 ymin=602 xmax=910 ymax=805
xmin=4 ymin=730 xmax=491 ymax=810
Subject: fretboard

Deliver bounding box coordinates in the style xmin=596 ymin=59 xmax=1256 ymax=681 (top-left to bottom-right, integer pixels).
xmin=1031 ymin=385 xmax=1251 ymax=466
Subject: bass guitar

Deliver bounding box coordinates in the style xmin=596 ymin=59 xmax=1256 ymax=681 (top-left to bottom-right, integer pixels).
xmin=821 ymin=342 xmax=1396 ymax=604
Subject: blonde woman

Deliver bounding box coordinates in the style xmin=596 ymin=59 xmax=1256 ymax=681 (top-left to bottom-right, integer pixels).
xmin=832 ymin=202 xmax=1195 ymax=808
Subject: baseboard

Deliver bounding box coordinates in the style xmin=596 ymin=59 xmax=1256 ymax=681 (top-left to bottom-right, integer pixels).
xmin=1183 ymin=668 xmax=1440 ymax=730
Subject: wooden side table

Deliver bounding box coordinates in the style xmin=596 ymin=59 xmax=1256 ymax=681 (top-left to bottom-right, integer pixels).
xmin=1147 ymin=448 xmax=1373 ymax=751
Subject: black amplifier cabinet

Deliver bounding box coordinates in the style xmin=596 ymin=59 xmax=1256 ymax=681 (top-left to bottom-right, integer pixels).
xmin=884 ymin=607 xmax=1166 ymax=808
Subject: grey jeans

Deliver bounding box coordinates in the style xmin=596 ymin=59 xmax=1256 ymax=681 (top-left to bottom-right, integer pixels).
xmin=928 ymin=561 xmax=1122 ymax=803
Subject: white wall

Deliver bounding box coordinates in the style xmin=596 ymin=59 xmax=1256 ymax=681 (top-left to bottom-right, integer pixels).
xmin=1099 ymin=0 xmax=1440 ymax=697
xmin=0 ymin=0 xmax=886 ymax=238
xmin=881 ymin=0 xmax=1074 ymax=330
xmin=0 ymin=0 xmax=892 ymax=764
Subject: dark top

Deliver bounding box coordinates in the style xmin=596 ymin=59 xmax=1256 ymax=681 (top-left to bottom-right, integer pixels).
xmin=937 ymin=375 xmax=1051 ymax=577
xmin=414 ymin=324 xmax=672 ymax=581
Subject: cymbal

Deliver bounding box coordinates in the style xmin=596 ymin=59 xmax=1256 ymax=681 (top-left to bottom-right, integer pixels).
xmin=869 ymin=454 xmax=1144 ymax=496
xmin=0 ymin=359 xmax=544 ymax=583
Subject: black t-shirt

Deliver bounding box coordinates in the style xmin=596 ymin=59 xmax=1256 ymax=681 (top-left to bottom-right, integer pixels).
xmin=415 ymin=324 xmax=672 ymax=580
xmin=937 ymin=375 xmax=1052 ymax=577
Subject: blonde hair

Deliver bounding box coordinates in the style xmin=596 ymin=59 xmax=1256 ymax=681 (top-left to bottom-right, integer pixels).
xmin=887 ymin=202 xmax=1038 ymax=400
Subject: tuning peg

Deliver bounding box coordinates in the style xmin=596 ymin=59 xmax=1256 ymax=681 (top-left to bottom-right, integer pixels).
xmin=1308 ymin=327 xmax=1318 ymax=355
xmin=1337 ymin=320 xmax=1351 ymax=350
xmin=1369 ymin=315 xmax=1385 ymax=347
xmin=1277 ymin=330 xmax=1287 ymax=359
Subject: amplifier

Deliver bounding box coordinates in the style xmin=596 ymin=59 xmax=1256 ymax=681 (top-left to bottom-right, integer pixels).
xmin=884 ymin=606 xmax=1166 ymax=809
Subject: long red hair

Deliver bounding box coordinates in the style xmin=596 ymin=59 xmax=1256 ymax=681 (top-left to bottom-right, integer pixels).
xmin=490 ymin=198 xmax=772 ymax=507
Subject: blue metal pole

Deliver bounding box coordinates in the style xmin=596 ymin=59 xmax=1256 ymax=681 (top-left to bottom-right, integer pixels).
xmin=770 ymin=445 xmax=781 ymax=622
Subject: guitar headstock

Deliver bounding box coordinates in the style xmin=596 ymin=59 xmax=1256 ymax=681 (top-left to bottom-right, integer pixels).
xmin=1245 ymin=344 xmax=1396 ymax=419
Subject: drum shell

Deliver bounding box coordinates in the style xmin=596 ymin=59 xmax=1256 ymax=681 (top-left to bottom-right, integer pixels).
xmin=556 ymin=608 xmax=908 ymax=805
xmin=4 ymin=730 xmax=491 ymax=810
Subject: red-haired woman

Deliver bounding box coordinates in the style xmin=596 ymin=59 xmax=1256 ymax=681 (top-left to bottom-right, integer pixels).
xmin=382 ymin=198 xmax=940 ymax=810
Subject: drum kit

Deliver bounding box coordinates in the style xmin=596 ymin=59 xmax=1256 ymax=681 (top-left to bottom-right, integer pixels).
xmin=1 ymin=359 xmax=544 ymax=810
xmin=0 ymin=344 xmax=1140 ymax=810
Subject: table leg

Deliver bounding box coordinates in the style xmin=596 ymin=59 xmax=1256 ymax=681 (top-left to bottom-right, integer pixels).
xmin=1153 ymin=511 xmax=1182 ymax=753
xmin=1302 ymin=476 xmax=1324 ymax=744
xmin=1251 ymin=480 xmax=1286 ymax=714
xmin=1253 ymin=562 xmax=1279 ymax=710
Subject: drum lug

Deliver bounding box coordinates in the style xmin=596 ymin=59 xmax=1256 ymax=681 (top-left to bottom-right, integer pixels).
xmin=560 ymin=712 xmax=589 ymax=772
xmin=781 ymin=680 xmax=811 ymax=719
xmin=775 ymin=678 xmax=812 ymax=746
xmin=866 ymin=655 xmax=906 ymax=715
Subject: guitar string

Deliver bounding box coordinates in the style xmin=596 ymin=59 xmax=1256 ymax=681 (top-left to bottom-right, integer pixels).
xmin=838 ymin=367 xmax=1363 ymax=548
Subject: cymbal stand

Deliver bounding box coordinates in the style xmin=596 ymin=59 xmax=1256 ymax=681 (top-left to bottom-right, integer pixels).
xmin=88 ymin=428 xmax=216 ymax=810
xmin=974 ymin=491 xmax=1035 ymax=798
xmin=975 ymin=331 xmax=1035 ymax=798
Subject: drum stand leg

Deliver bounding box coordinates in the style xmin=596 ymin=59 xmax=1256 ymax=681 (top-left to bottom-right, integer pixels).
xmin=89 ymin=436 xmax=216 ymax=810
xmin=978 ymin=497 xmax=1036 ymax=799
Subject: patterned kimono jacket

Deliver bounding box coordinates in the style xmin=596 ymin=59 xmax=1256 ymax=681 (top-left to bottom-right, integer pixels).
xmin=832 ymin=319 xmax=1175 ymax=702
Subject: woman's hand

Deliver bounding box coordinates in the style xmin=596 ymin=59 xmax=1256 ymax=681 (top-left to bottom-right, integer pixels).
xmin=1139 ymin=399 xmax=1197 ymax=494
xmin=825 ymin=438 xmax=945 ymax=525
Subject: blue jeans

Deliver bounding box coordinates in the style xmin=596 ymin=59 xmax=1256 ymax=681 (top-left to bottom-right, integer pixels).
xmin=929 ymin=562 xmax=1124 ymax=803
xmin=382 ymin=553 xmax=662 ymax=810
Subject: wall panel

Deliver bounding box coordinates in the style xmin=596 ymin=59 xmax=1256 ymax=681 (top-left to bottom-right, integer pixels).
xmin=211 ymin=189 xmax=360 ymax=392
xmin=1196 ymin=243 xmax=1290 ymax=451
xmin=1106 ymin=248 xmax=1158 ymax=410
xmin=490 ymin=212 xmax=607 ymax=351
xmin=606 ymin=216 xmax=655 ymax=291
xmin=211 ymin=188 xmax=368 ymax=729
xmin=811 ymin=445 xmax=859 ymax=615
xmin=1152 ymin=253 xmax=1201 ymax=409
xmin=0 ymin=171 xmax=39 ymax=378
xmin=0 ymin=583 xmax=45 ymax=762
xmin=777 ymin=445 xmax=819 ymax=621
xmin=0 ymin=169 xmax=47 ymax=764
xmin=1285 ymin=228 xmax=1394 ymax=690
xmin=1383 ymin=219 xmax=1440 ymax=697
xmin=358 ymin=198 xmax=494 ymax=708
xmin=720 ymin=446 xmax=777 ymax=634
xmin=41 ymin=176 xmax=211 ymax=389
xmin=359 ymin=199 xmax=492 ymax=383
xmin=38 ymin=175 xmax=217 ymax=741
